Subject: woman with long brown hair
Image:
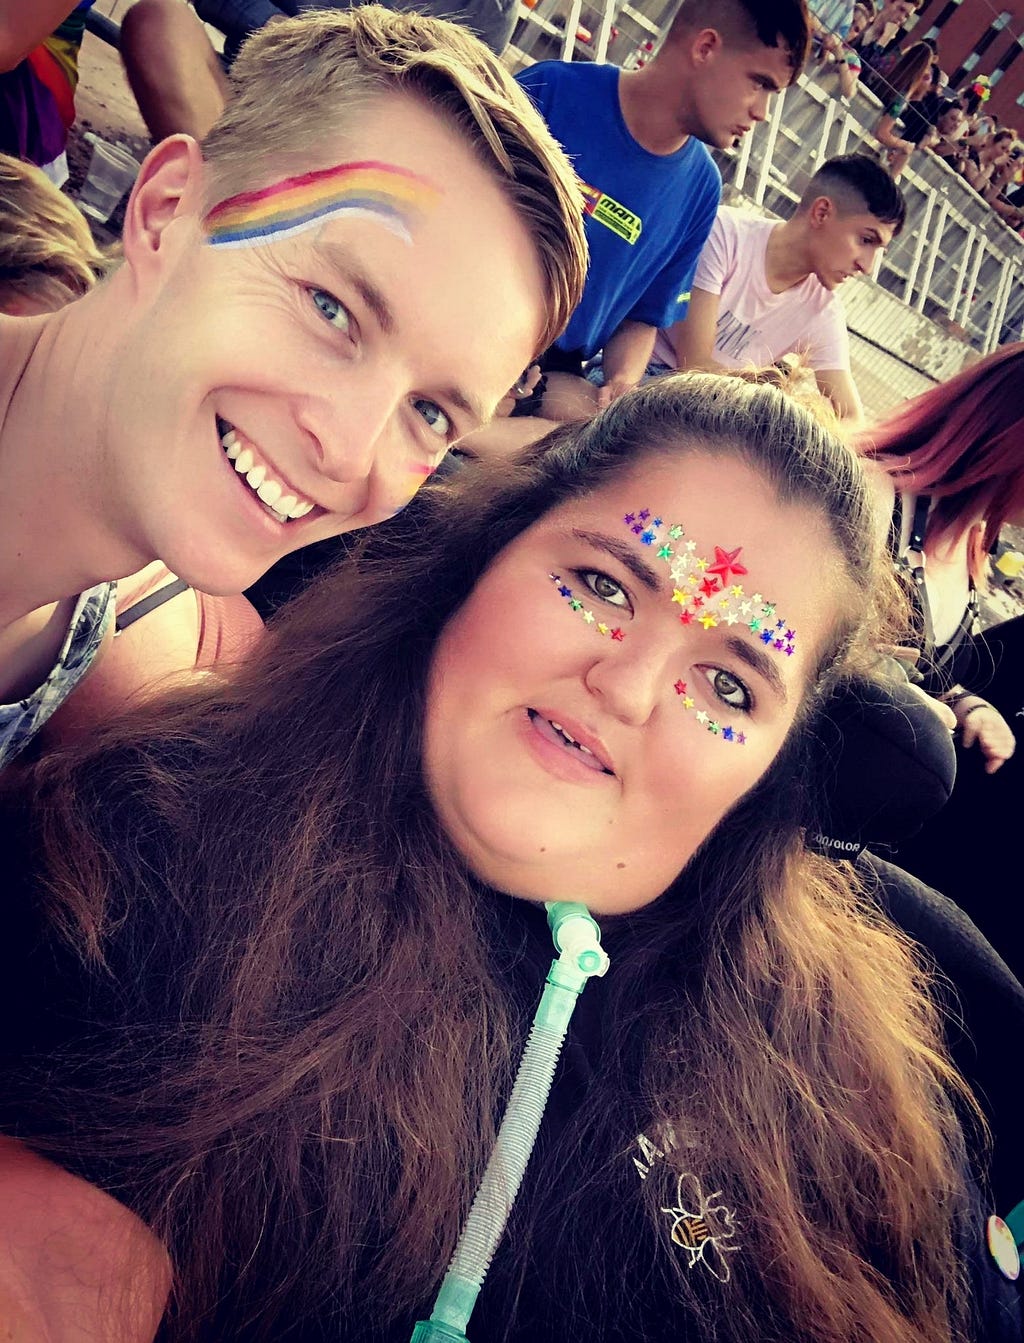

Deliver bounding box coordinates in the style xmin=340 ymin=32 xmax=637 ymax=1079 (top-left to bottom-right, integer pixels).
xmin=0 ymin=374 xmax=1019 ymax=1342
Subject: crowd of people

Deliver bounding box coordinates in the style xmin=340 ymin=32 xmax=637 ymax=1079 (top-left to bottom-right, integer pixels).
xmin=1 ymin=0 xmax=1023 ymax=1340
xmin=809 ymin=0 xmax=1024 ymax=215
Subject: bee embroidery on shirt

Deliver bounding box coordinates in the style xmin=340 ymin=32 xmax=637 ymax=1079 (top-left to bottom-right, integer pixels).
xmin=660 ymin=1171 xmax=740 ymax=1283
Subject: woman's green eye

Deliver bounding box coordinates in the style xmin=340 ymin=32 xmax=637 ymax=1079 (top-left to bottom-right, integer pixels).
xmin=310 ymin=288 xmax=351 ymax=332
xmin=701 ymin=667 xmax=752 ymax=711
xmin=580 ymin=570 xmax=630 ymax=608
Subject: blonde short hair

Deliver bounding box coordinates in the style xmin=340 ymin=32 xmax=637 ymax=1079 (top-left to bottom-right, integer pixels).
xmin=200 ymin=5 xmax=587 ymax=355
xmin=0 ymin=154 xmax=115 ymax=313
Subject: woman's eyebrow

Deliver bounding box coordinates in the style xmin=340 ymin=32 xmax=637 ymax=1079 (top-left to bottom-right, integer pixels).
xmin=725 ymin=635 xmax=788 ymax=705
xmin=571 ymin=528 xmax=662 ymax=591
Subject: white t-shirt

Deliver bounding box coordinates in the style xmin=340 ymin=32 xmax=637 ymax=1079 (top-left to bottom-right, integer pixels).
xmin=652 ymin=208 xmax=850 ymax=374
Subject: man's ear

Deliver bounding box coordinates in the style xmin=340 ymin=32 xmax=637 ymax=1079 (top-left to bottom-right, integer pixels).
xmin=808 ymin=195 xmax=835 ymax=227
xmin=121 ymin=135 xmax=207 ymax=277
xmin=691 ymin=26 xmax=724 ymax=66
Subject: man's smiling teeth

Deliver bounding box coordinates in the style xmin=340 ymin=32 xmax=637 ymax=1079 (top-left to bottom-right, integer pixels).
xmin=219 ymin=424 xmax=314 ymax=523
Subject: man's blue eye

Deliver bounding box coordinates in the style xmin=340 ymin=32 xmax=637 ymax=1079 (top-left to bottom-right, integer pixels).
xmin=310 ymin=288 xmax=351 ymax=332
xmin=414 ymin=399 xmax=451 ymax=439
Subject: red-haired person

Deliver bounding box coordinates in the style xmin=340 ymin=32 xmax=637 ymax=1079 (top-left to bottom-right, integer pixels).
xmin=860 ymin=346 xmax=1024 ymax=977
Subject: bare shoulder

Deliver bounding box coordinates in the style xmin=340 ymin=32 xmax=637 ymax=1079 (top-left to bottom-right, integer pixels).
xmin=0 ymin=1137 xmax=170 ymax=1342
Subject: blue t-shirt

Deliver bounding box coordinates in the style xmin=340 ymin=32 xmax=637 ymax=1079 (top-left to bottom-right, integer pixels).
xmin=517 ymin=60 xmax=721 ymax=359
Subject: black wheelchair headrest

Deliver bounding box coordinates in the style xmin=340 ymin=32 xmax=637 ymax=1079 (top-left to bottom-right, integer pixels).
xmin=807 ymin=672 xmax=957 ymax=860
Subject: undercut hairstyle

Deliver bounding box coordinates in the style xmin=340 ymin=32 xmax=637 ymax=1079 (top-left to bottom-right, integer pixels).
xmin=799 ymin=152 xmax=907 ymax=235
xmin=668 ymin=0 xmax=812 ymax=76
xmin=199 ymin=5 xmax=587 ymax=357
xmin=0 ymin=153 xmax=115 ymax=313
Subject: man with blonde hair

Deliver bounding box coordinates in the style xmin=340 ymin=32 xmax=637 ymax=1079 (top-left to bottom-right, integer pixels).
xmin=0 ymin=6 xmax=587 ymax=768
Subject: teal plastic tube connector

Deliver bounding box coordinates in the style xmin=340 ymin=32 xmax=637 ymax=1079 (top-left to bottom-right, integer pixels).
xmin=409 ymin=901 xmax=609 ymax=1343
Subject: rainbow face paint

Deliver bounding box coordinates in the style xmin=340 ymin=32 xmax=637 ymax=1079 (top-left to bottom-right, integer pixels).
xmin=204 ymin=160 xmax=441 ymax=249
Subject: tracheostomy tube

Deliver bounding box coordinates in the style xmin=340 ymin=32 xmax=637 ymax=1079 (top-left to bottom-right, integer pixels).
xmin=410 ymin=900 xmax=610 ymax=1343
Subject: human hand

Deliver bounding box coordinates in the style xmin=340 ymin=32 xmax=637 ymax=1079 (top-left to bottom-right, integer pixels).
xmin=906 ymin=684 xmax=957 ymax=731
xmin=958 ymin=700 xmax=1017 ymax=773
xmin=596 ymin=375 xmax=637 ymax=409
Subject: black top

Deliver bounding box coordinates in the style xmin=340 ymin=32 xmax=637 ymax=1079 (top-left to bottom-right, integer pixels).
xmin=0 ymin=812 xmax=1020 ymax=1342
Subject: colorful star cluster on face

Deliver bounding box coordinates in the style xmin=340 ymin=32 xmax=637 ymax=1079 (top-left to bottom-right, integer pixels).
xmin=672 ymin=679 xmax=747 ymax=745
xmin=623 ymin=510 xmax=795 ymax=656
xmin=549 ymin=574 xmax=624 ymax=641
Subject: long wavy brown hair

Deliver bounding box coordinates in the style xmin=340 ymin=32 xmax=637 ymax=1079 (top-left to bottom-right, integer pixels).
xmin=9 ymin=376 xmax=972 ymax=1342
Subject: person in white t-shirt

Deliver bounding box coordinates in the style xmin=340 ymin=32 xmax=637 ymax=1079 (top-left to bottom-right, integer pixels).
xmin=653 ymin=153 xmax=906 ymax=421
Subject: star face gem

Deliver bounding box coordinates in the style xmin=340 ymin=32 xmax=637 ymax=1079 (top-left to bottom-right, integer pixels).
xmin=641 ymin=529 xmax=657 ymax=545
xmin=724 ymin=610 xmax=739 ymax=625
xmin=722 ymin=726 xmax=734 ymax=741
xmin=707 ymin=545 xmax=748 ymax=583
xmin=631 ymin=523 xmax=643 ymax=535
xmin=558 ymin=583 xmax=572 ymax=598
xmin=679 ymin=609 xmax=694 ymax=625
xmin=597 ymin=622 xmax=609 ymax=636
xmin=624 ymin=513 xmax=636 ymax=526
xmin=668 ymin=524 xmax=684 ymax=540
xmin=749 ymin=618 xmax=761 ymax=632
xmin=611 ymin=628 xmax=624 ymax=641
xmin=731 ymin=585 xmax=744 ymax=598
xmin=736 ymin=732 xmax=746 ymax=746
xmin=684 ymin=540 xmax=697 ymax=553
xmin=674 ymin=679 xmax=688 ymax=695
xmin=709 ymin=721 xmax=720 ymax=735
xmin=569 ymin=598 xmax=583 ymax=612
xmin=671 ymin=588 xmax=687 ymax=606
xmin=699 ymin=576 xmax=719 ymax=597
xmin=698 ymin=613 xmax=718 ymax=629
xmin=657 ymin=544 xmax=673 ymax=560
xmin=652 ymin=517 xmax=663 ymax=528
xmin=695 ymin=557 xmax=709 ymax=571
xmin=760 ymin=629 xmax=773 ymax=644
xmin=583 ymin=609 xmax=596 ymax=624
xmin=638 ymin=509 xmax=650 ymax=522
xmin=695 ymin=709 xmax=709 ymax=725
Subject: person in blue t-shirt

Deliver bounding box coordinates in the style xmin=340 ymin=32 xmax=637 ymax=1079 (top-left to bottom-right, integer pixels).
xmin=512 ymin=0 xmax=810 ymax=423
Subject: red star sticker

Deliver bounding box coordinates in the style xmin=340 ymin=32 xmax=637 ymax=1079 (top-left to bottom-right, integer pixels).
xmin=674 ymin=679 xmax=687 ymax=695
xmin=691 ymin=595 xmax=704 ymax=609
xmin=610 ymin=627 xmax=624 ymax=641
xmin=700 ymin=576 xmax=719 ymax=597
xmin=707 ymin=545 xmax=748 ymax=583
xmin=679 ymin=609 xmax=694 ymax=625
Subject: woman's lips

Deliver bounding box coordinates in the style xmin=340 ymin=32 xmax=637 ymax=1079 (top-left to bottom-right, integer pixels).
xmin=526 ymin=708 xmax=615 ymax=779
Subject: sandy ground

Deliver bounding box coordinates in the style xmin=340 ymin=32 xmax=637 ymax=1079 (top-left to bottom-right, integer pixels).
xmin=64 ymin=23 xmax=1024 ymax=627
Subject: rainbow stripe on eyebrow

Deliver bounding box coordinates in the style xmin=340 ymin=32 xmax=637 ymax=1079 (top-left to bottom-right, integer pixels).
xmin=203 ymin=160 xmax=441 ymax=249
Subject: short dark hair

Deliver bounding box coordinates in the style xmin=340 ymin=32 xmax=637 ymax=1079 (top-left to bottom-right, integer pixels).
xmin=799 ymin=152 xmax=907 ymax=236
xmin=670 ymin=0 xmax=812 ymax=78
